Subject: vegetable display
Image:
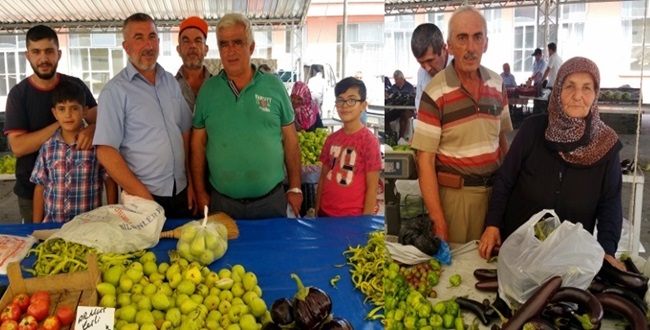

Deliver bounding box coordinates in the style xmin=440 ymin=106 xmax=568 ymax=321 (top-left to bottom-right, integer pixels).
xmin=298 ymin=129 xmax=329 ymax=165
xmin=343 ymin=230 xmax=384 ymax=320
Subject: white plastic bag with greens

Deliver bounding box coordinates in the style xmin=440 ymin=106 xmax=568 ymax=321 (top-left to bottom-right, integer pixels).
xmin=177 ymin=206 xmax=228 ymax=265
xmin=48 ymin=191 xmax=165 ymax=254
xmin=497 ymin=209 xmax=604 ymax=306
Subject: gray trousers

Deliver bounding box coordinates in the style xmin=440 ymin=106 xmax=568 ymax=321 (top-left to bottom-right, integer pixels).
xmin=210 ymin=184 xmax=287 ymax=219
xmin=18 ymin=196 xmax=33 ymax=224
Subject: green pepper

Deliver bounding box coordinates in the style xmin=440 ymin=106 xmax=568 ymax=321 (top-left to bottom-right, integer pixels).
xmin=427 ymin=272 xmax=440 ymax=286
xmin=385 ymin=310 xmax=395 ymax=320
xmin=432 ymin=301 xmax=446 ymax=315
xmin=403 ymin=315 xmax=417 ymax=330
xmin=420 ymin=326 xmax=433 ymax=330
xmin=445 ymin=300 xmax=460 ymax=317
xmin=385 ymin=296 xmax=397 ymax=311
xmin=443 ymin=314 xmax=455 ymax=329
xmin=394 ymin=308 xmax=405 ymax=321
xmin=573 ymin=313 xmax=595 ymax=330
xmin=418 ymin=303 xmax=432 ymax=318
xmin=429 ymin=314 xmax=443 ymax=329
xmin=417 ymin=317 xmax=429 ymax=328
xmin=454 ymin=316 xmax=465 ymax=330
xmin=406 ymin=291 xmax=424 ymax=310
xmin=429 ymin=258 xmax=441 ymax=271
xmin=449 ymin=274 xmax=462 ymax=287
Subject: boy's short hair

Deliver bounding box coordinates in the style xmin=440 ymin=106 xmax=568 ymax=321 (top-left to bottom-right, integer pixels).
xmin=335 ymin=77 xmax=367 ymax=101
xmin=26 ymin=25 xmax=59 ymax=48
xmin=51 ymin=80 xmax=86 ymax=107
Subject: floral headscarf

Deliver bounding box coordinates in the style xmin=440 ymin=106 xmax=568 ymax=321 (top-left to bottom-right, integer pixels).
xmin=291 ymin=82 xmax=318 ymax=131
xmin=544 ymin=57 xmax=620 ymax=166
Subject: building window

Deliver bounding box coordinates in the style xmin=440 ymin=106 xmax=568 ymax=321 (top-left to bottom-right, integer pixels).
xmin=483 ymin=9 xmax=502 ymax=35
xmin=337 ymin=22 xmax=384 ymax=79
xmin=253 ymin=30 xmax=272 ymax=59
xmin=622 ymin=0 xmax=650 ymax=71
xmin=0 ymin=35 xmax=27 ymax=97
xmin=161 ymin=33 xmax=173 ymax=57
xmin=559 ymin=3 xmax=586 ymax=56
xmin=69 ymin=32 xmax=125 ymax=95
xmin=426 ymin=13 xmax=446 ymax=38
xmin=384 ymin=16 xmax=415 ymax=76
xmin=513 ymin=7 xmax=538 ymax=73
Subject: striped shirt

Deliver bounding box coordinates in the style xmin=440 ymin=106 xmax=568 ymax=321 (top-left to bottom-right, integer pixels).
xmin=30 ymin=129 xmax=106 ymax=223
xmin=411 ymin=62 xmax=513 ymax=178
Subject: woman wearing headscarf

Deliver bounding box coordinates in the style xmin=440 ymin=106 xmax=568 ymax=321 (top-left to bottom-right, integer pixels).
xmin=478 ymin=57 xmax=624 ymax=270
xmin=291 ymin=82 xmax=323 ymax=132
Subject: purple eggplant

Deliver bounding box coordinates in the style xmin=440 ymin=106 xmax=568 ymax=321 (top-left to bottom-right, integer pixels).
xmin=320 ymin=317 xmax=354 ymax=330
xmin=270 ymin=297 xmax=294 ymax=326
xmin=290 ymin=273 xmax=333 ymax=330
xmin=261 ymin=322 xmax=282 ymax=330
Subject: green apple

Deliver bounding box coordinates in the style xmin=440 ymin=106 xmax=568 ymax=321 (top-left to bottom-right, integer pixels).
xmin=242 ymin=272 xmax=257 ymax=291
xmin=151 ymin=292 xmax=171 ymax=311
xmin=103 ymin=265 xmax=125 ymax=286
xmin=96 ymin=282 xmax=117 ymax=297
xmin=99 ymin=294 xmax=117 ymax=308
xmin=137 ymin=295 xmax=152 ymax=311
xmin=218 ymin=300 xmax=232 ymax=315
xmin=119 ymin=304 xmax=137 ymax=323
xmin=165 ymin=308 xmax=182 ymax=327
xmin=140 ymin=251 xmax=157 ymax=264
xmin=176 ymin=279 xmax=196 ymax=296
xmin=239 ymin=314 xmax=257 ymax=330
xmin=204 ymin=294 xmax=220 ymax=311
xmin=143 ymin=261 xmax=158 ymax=277
xmin=248 ymin=297 xmax=266 ymax=318
xmin=135 ymin=310 xmax=155 ymax=326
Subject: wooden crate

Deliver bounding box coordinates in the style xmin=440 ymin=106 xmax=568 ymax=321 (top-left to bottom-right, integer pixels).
xmin=0 ymin=254 xmax=100 ymax=329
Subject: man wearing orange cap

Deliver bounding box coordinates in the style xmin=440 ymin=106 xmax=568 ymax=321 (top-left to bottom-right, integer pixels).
xmin=176 ymin=16 xmax=212 ymax=112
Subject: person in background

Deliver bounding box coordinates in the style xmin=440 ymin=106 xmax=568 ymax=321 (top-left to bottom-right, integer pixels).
xmin=541 ymin=42 xmax=564 ymax=89
xmin=291 ymin=82 xmax=323 ymax=132
xmin=528 ymin=48 xmax=547 ymax=87
xmin=94 ymin=13 xmax=195 ymax=218
xmin=4 ymin=25 xmax=97 ymax=223
xmin=500 ymin=63 xmax=517 ymax=87
xmin=30 ymin=81 xmax=117 ymax=223
xmin=354 ymin=71 xmax=363 ymax=80
xmin=410 ymin=6 xmax=512 ymax=243
xmin=386 ymin=70 xmax=415 ymax=96
xmin=191 ymin=13 xmax=302 ymax=219
xmin=258 ymin=64 xmax=273 ymax=73
xmin=307 ymin=65 xmax=325 ymax=111
xmin=175 ymin=16 xmax=212 ymax=112
xmin=479 ymin=57 xmax=625 ymax=271
xmin=410 ymin=23 xmax=449 ymax=110
xmin=385 ymin=69 xmax=416 ymax=141
xmin=315 ymin=77 xmax=382 ymax=217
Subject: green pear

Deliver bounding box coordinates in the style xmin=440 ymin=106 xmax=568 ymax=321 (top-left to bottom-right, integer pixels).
xmin=130 ymin=261 xmax=144 ymax=271
xmin=176 ymin=279 xmax=196 ymax=296
xmin=214 ymin=239 xmax=228 ymax=259
xmin=179 ymin=298 xmax=198 ymax=315
xmin=239 ymin=314 xmax=257 ymax=330
xmin=115 ymin=320 xmax=128 ymax=330
xmin=143 ymin=283 xmax=157 ymax=296
xmin=165 ymin=263 xmax=181 ymax=282
xmin=253 ymin=285 xmax=262 ymax=298
xmin=227 ymin=304 xmax=247 ymax=323
xmin=205 ymin=233 xmax=220 ymax=250
xmin=204 ymin=294 xmax=220 ymax=311
xmin=135 ymin=310 xmax=155 ymax=326
xmin=190 ymin=236 xmax=206 ymax=256
xmin=131 ymin=283 xmax=144 ymax=295
xmin=217 ymin=300 xmax=232 ymax=315
xmin=143 ymin=261 xmax=158 ymax=277
xmin=248 ymin=297 xmax=266 ymax=318
xmin=140 ymin=323 xmax=157 ymax=330
xmin=137 ymin=295 xmax=152 ymax=311
xmin=121 ymin=323 xmax=139 ymax=330
xmin=218 ymin=269 xmax=232 ymax=279
xmin=207 ymin=310 xmax=222 ymax=321
xmin=206 ymin=319 xmax=219 ymax=330
xmin=175 ymin=293 xmax=190 ymax=307
xmin=231 ymin=297 xmax=244 ymax=306
xmin=180 ymin=224 xmax=199 ymax=241
xmin=198 ymin=250 xmax=216 ymax=265
xmin=242 ymin=272 xmax=257 ymax=291
xmin=119 ymin=274 xmax=134 ymax=293
xmin=103 ymin=265 xmax=125 ymax=286
xmin=140 ymin=251 xmax=157 ymax=264
xmin=200 ymin=266 xmax=211 ymax=278
xmin=190 ymin=293 xmax=204 ymax=304
xmin=151 ymin=292 xmax=171 ymax=311
xmin=159 ymin=320 xmax=173 ymax=330
xmin=185 ymin=267 xmax=203 ymax=285
xmin=231 ymin=282 xmax=245 ymax=298
xmin=241 ymin=291 xmax=258 ymax=305
xmin=215 ymin=223 xmax=228 ymax=240
xmin=178 ymin=242 xmax=192 ymax=261
xmin=215 ymin=278 xmax=234 ymax=290
xmin=150 ymin=272 xmax=165 ymax=284
xmin=165 ymin=308 xmax=182 ymax=327
xmin=119 ymin=305 xmax=137 ymax=323
xmin=117 ymin=293 xmax=132 ymax=307
xmin=158 ymin=283 xmax=173 ymax=296
xmin=231 ymin=265 xmax=246 ymax=279
xmin=218 ymin=290 xmax=233 ymax=302
xmin=158 ymin=262 xmax=170 ymax=275
xmin=96 ymin=282 xmax=117 ymax=297
xmin=195 ymin=283 xmax=210 ymax=297
xmin=126 ymin=266 xmax=144 ymax=283
xmin=204 ymin=272 xmax=220 ymax=288
xmin=209 ymin=287 xmax=221 ymax=296
xmin=99 ymin=294 xmax=117 ymax=308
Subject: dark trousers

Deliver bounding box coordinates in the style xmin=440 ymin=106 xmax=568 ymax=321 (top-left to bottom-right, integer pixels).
xmin=152 ymin=188 xmax=196 ymax=219
xmin=210 ymin=182 xmax=287 ymax=219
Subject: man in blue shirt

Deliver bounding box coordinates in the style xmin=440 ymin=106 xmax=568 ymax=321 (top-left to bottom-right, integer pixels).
xmin=500 ymin=63 xmax=517 ymax=87
xmin=528 ymin=48 xmax=547 ymax=86
xmin=94 ymin=13 xmax=195 ymax=218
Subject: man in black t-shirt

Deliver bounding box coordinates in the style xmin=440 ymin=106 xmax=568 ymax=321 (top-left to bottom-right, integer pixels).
xmin=4 ymin=25 xmax=97 ymax=223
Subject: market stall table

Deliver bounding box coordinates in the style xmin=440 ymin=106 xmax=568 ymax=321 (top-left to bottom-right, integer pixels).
xmin=0 ymin=216 xmax=384 ymax=329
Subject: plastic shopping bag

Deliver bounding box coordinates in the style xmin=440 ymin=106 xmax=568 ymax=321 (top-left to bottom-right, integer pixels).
xmin=497 ymin=209 xmax=604 ymax=306
xmin=177 ymin=206 xmax=228 ymax=265
xmin=0 ymin=234 xmax=38 ymax=275
xmin=49 ymin=191 xmax=166 ymax=254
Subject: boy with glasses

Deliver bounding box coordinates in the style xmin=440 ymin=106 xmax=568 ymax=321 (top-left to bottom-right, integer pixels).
xmin=315 ymin=77 xmax=382 ymax=217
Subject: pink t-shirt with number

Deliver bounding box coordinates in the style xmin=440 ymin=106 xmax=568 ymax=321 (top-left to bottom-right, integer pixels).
xmin=318 ymin=127 xmax=382 ymax=217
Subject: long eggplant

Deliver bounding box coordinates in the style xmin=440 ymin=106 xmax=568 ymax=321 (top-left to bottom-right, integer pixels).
xmin=599 ymin=285 xmax=648 ymax=315
xmin=594 ymin=293 xmax=648 ymax=329
xmin=473 ymin=268 xmax=498 ymax=281
xmin=455 ymin=296 xmax=493 ymax=326
xmin=548 ymin=287 xmax=603 ymax=327
xmin=501 ymin=276 xmax=563 ymax=330
xmin=475 ymin=278 xmax=499 ymax=292
xmin=597 ymin=261 xmax=648 ymax=298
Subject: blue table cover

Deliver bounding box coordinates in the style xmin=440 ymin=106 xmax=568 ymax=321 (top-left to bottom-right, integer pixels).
xmin=0 ymin=216 xmax=384 ymax=329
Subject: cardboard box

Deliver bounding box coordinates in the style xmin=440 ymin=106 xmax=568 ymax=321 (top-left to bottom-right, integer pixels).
xmin=0 ymin=254 xmax=100 ymax=329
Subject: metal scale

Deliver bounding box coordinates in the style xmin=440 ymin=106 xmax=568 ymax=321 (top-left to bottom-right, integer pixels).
xmin=383 ymin=150 xmax=418 ymax=239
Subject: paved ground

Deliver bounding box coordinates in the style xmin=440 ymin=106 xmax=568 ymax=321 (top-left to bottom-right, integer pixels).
xmin=2 ymin=114 xmax=650 ymax=258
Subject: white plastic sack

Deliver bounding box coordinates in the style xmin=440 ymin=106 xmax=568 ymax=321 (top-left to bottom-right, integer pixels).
xmin=497 ymin=209 xmax=604 ymax=306
xmin=0 ymin=234 xmax=38 ymax=275
xmin=49 ymin=191 xmax=166 ymax=254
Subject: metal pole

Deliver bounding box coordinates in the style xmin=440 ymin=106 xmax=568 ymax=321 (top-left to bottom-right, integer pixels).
xmin=342 ymin=0 xmax=348 ymax=78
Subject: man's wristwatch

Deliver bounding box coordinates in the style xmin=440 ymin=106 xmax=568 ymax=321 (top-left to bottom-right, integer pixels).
xmin=286 ymin=187 xmax=302 ymax=194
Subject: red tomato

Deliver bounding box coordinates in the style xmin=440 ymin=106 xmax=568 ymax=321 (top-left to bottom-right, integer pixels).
xmin=11 ymin=293 xmax=30 ymax=313
xmin=0 ymin=320 xmax=19 ymax=330
xmin=54 ymin=306 xmax=74 ymax=326
xmin=41 ymin=316 xmax=60 ymax=330
xmin=26 ymin=300 xmax=49 ymax=322
xmin=17 ymin=315 xmax=37 ymax=330
xmin=29 ymin=291 xmax=50 ymax=305
xmin=0 ymin=303 xmax=22 ymax=323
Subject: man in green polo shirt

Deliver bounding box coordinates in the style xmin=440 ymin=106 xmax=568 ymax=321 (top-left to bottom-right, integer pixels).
xmin=191 ymin=13 xmax=302 ymax=219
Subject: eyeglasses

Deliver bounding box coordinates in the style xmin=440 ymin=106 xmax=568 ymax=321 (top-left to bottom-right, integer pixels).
xmin=335 ymin=99 xmax=363 ymax=107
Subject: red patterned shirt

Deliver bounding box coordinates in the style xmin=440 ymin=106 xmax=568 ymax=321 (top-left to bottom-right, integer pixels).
xmin=318 ymin=127 xmax=382 ymax=217
xmin=30 ymin=129 xmax=107 ymax=223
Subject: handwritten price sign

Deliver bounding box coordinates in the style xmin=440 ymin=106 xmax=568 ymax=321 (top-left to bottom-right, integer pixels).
xmin=75 ymin=306 xmax=114 ymax=330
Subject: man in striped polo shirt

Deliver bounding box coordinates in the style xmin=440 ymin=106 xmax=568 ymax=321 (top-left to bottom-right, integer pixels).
xmin=411 ymin=6 xmax=513 ymax=244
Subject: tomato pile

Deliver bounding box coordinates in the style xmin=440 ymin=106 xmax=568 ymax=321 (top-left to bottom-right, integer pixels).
xmin=0 ymin=291 xmax=74 ymax=330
